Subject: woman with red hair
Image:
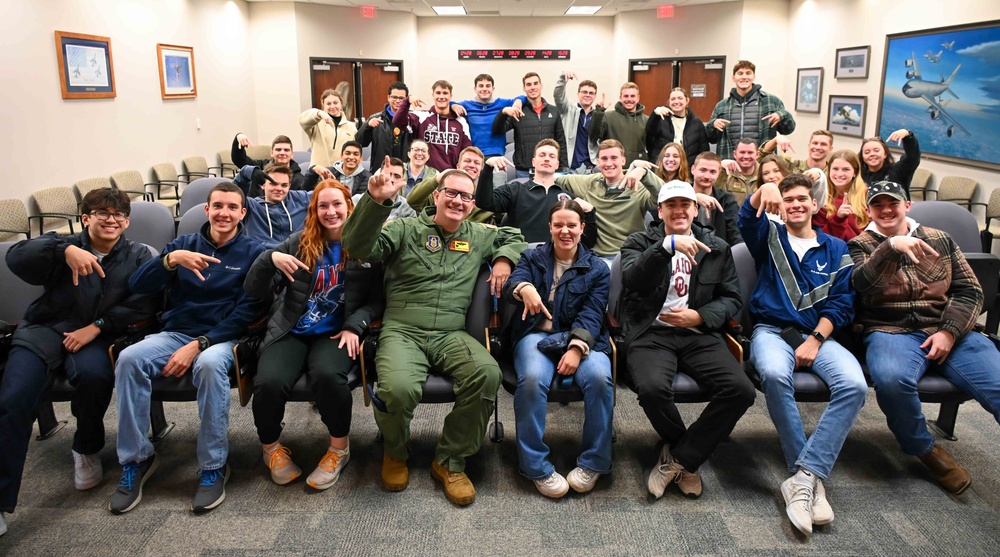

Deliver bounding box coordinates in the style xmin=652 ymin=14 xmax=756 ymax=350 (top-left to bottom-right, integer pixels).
xmin=245 ymin=180 xmax=383 ymax=491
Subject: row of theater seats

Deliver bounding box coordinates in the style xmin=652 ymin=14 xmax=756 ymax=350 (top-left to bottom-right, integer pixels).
xmin=1 ymin=200 xmax=997 ymax=452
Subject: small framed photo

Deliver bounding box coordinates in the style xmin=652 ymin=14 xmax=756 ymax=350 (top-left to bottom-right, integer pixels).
xmin=794 ymin=67 xmax=823 ymax=113
xmin=835 ymin=45 xmax=871 ymax=79
xmin=157 ymin=44 xmax=197 ymax=99
xmin=54 ymin=31 xmax=115 ymax=99
xmin=828 ymin=95 xmax=867 ymax=138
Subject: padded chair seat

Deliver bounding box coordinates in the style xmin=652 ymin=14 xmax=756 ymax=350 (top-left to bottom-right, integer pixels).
xmin=672 ymin=372 xmax=712 ymax=402
xmin=915 ymin=374 xmax=975 ymax=402
xmin=151 ymin=374 xmax=238 ymax=402
xmin=422 ymin=374 xmax=457 ymax=404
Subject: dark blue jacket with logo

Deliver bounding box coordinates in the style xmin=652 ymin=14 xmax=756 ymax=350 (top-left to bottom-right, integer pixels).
xmin=129 ymin=222 xmax=267 ymax=344
xmin=504 ymin=241 xmax=611 ymax=354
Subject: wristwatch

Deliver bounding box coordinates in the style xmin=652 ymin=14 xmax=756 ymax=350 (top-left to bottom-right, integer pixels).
xmin=197 ymin=335 xmax=211 ymax=351
xmin=810 ymin=330 xmax=827 ymax=343
xmin=94 ymin=318 xmax=106 ymax=331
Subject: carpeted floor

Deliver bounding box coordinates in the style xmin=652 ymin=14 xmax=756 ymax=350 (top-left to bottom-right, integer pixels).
xmin=2 ymin=387 xmax=999 ymax=556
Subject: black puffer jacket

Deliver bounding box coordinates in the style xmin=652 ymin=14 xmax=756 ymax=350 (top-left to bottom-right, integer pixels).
xmin=231 ymin=134 xmax=306 ymax=196
xmin=6 ymin=231 xmax=158 ymax=368
xmin=243 ymin=231 xmax=385 ymax=351
xmin=644 ymin=108 xmax=711 ymax=167
xmin=492 ymin=98 xmax=568 ymax=171
xmin=358 ymin=105 xmax=412 ymax=173
xmin=618 ymin=221 xmax=741 ymax=347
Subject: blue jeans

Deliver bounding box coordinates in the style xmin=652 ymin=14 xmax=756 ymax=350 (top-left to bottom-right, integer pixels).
xmin=515 ymin=169 xmax=531 ymax=179
xmin=512 ymin=332 xmax=614 ymax=479
xmin=865 ymin=330 xmax=1000 ymax=456
xmin=750 ymin=324 xmax=867 ymax=479
xmin=115 ymin=331 xmax=237 ymax=471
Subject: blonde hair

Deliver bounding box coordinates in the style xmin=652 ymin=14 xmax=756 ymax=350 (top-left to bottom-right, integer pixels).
xmin=824 ymin=150 xmax=869 ymax=227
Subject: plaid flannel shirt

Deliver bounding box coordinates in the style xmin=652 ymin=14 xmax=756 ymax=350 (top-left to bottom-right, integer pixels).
xmin=848 ymin=225 xmax=983 ymax=338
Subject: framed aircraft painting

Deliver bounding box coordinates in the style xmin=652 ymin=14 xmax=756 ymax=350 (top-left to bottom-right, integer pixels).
xmin=876 ymin=20 xmax=1000 ymax=170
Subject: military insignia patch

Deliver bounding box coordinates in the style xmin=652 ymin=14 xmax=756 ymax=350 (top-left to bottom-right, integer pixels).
xmin=557 ymin=192 xmax=572 ymax=202
xmin=449 ymin=240 xmax=470 ymax=253
xmin=426 ymin=235 xmax=442 ymax=252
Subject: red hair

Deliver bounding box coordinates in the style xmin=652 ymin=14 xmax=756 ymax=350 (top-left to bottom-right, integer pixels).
xmin=298 ymin=180 xmax=353 ymax=269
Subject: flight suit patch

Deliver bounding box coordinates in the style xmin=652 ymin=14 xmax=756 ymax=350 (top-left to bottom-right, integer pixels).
xmin=449 ymin=240 xmax=470 ymax=253
xmin=426 ymin=235 xmax=442 ymax=252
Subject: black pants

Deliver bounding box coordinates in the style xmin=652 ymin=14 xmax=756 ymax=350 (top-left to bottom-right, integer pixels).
xmin=252 ymin=333 xmax=354 ymax=444
xmin=0 ymin=342 xmax=113 ymax=512
xmin=627 ymin=327 xmax=755 ymax=472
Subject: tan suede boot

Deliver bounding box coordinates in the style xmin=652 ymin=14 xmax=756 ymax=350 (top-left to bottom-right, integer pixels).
xmin=918 ymin=445 xmax=971 ymax=495
xmin=381 ymin=453 xmax=409 ymax=492
xmin=431 ymin=461 xmax=476 ymax=506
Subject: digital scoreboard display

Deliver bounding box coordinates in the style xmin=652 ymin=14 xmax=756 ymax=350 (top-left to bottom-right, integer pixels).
xmin=458 ymin=50 xmax=570 ymax=60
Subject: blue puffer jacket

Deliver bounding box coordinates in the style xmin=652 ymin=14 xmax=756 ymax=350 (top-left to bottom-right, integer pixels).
xmin=504 ymin=241 xmax=611 ymax=354
xmin=129 ymin=222 xmax=267 ymax=343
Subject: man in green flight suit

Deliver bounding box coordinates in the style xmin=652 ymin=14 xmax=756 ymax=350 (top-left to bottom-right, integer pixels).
xmin=343 ymin=156 xmax=526 ymax=506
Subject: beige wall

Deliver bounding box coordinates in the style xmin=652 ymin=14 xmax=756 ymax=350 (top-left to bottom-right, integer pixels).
xmin=0 ymin=0 xmax=256 ymax=202
xmin=784 ymin=0 xmax=1000 ymax=196
xmin=249 ymin=1 xmax=300 ymax=147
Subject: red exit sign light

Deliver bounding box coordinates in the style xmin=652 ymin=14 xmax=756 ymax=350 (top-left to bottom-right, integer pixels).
xmin=361 ymin=5 xmax=377 ymax=18
xmin=657 ymin=5 xmax=674 ymax=18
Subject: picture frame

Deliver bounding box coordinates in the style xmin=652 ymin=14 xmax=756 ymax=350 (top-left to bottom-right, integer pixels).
xmin=157 ymin=43 xmax=197 ymax=99
xmin=834 ymin=45 xmax=871 ymax=79
xmin=794 ymin=67 xmax=823 ymax=113
xmin=876 ymin=20 xmax=1000 ymax=170
xmin=827 ymin=95 xmax=867 ymax=138
xmin=54 ymin=30 xmax=115 ymax=99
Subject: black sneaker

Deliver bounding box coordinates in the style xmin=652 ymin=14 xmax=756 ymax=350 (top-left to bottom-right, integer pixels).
xmin=192 ymin=465 xmax=230 ymax=514
xmin=108 ymin=454 xmax=159 ymax=515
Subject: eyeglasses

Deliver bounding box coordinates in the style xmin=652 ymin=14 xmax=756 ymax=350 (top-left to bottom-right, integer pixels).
xmin=89 ymin=210 xmax=128 ymax=222
xmin=437 ymin=187 xmax=474 ymax=203
xmin=410 ymin=148 xmax=429 ymax=154
xmin=579 ymin=90 xmax=596 ymax=96
xmin=389 ymin=95 xmax=407 ymax=101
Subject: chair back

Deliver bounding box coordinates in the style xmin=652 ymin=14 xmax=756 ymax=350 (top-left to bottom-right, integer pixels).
xmin=218 ymin=150 xmax=238 ymax=177
xmin=180 ymin=177 xmax=229 ymax=216
xmin=0 ymin=199 xmax=30 ymax=241
xmin=293 ymin=151 xmax=311 ymax=167
xmin=987 ymin=187 xmax=1000 ymax=221
xmin=731 ymin=242 xmax=758 ymax=332
xmin=123 ymin=201 xmax=176 ymax=253
xmin=907 ymin=201 xmax=982 ymax=253
xmin=910 ymin=168 xmax=932 ymax=201
xmin=110 ymin=170 xmax=143 ymax=191
xmin=177 ymin=205 xmax=209 ymax=237
xmin=74 ymin=177 xmax=112 ymax=200
xmin=183 ymin=156 xmax=210 ymax=176
xmin=246 ymin=145 xmax=271 ymax=161
xmin=151 ymin=162 xmax=180 ymax=183
xmin=936 ymin=176 xmax=978 ymax=206
xmin=32 ymin=187 xmax=79 ymax=232
xmin=0 ymin=241 xmax=45 ymax=322
xmin=465 ymin=263 xmax=494 ymax=346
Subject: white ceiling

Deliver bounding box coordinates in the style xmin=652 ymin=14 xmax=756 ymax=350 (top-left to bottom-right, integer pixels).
xmin=244 ymin=0 xmax=739 ymax=18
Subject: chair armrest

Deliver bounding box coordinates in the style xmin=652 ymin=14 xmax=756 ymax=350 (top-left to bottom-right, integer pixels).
xmin=28 ymin=214 xmax=78 ymax=235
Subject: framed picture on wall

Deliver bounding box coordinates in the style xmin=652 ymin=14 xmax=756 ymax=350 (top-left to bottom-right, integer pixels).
xmin=876 ymin=20 xmax=1000 ymax=170
xmin=835 ymin=46 xmax=871 ymax=79
xmin=157 ymin=44 xmax=197 ymax=99
xmin=54 ymin=30 xmax=115 ymax=99
xmin=827 ymin=95 xmax=867 ymax=138
xmin=794 ymin=67 xmax=823 ymax=113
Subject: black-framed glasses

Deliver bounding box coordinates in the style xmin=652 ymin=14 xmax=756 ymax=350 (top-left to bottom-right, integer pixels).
xmin=90 ymin=210 xmax=129 ymax=222
xmin=437 ymin=187 xmax=474 ymax=203
xmin=389 ymin=95 xmax=407 ymax=102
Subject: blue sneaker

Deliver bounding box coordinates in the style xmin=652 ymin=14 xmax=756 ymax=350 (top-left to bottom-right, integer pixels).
xmin=108 ymin=454 xmax=159 ymax=515
xmin=192 ymin=465 xmax=230 ymax=513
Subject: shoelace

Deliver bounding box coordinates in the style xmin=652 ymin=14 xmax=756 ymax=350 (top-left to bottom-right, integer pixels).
xmin=318 ymin=451 xmax=342 ymax=473
xmin=674 ymin=469 xmax=695 ymax=484
xmin=199 ymin=469 xmax=221 ymax=487
xmin=268 ymin=446 xmax=294 ymax=470
xmin=118 ymin=464 xmax=138 ymax=489
xmin=541 ymin=474 xmax=563 ymax=488
xmin=787 ymin=481 xmax=813 ymax=505
xmin=574 ymin=469 xmax=598 ymax=484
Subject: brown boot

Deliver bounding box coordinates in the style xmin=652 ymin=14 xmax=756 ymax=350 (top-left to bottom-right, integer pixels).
xmin=381 ymin=453 xmax=409 ymax=492
xmin=918 ymin=445 xmax=971 ymax=495
xmin=431 ymin=461 xmax=476 ymax=506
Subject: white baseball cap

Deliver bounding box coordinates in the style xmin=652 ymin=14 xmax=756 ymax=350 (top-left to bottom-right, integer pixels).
xmin=657 ymin=180 xmax=698 ymax=203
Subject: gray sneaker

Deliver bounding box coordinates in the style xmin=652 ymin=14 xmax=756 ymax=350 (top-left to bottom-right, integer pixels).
xmin=567 ymin=467 xmax=600 ymax=493
xmin=533 ymin=471 xmax=569 ymax=499
xmin=108 ymin=454 xmax=159 ymax=515
xmin=192 ymin=465 xmax=230 ymax=514
xmin=647 ymin=444 xmax=682 ymax=499
xmin=812 ymin=479 xmax=835 ymax=526
xmin=306 ymin=446 xmax=350 ymax=491
xmin=73 ymin=450 xmax=103 ymax=491
xmin=781 ymin=470 xmax=816 ymax=535
xmin=1 ymin=512 xmax=7 ymax=537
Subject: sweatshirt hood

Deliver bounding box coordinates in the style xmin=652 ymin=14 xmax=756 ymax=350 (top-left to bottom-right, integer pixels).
xmin=332 ymin=160 xmax=364 ymax=177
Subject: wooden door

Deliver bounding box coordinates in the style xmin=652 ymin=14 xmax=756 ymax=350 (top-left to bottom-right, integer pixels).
xmin=358 ymin=61 xmax=403 ymax=120
xmin=677 ymin=60 xmax=725 ymax=122
xmin=310 ymin=59 xmax=356 ymax=120
xmin=629 ymin=60 xmax=674 ymax=115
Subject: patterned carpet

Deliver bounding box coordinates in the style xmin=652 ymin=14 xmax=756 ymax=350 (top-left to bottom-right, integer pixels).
xmin=2 ymin=387 xmax=999 ymax=556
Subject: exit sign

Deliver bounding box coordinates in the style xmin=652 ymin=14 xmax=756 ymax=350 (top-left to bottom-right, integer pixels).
xmin=658 ymin=5 xmax=674 ymax=18
xmin=361 ymin=5 xmax=376 ymax=18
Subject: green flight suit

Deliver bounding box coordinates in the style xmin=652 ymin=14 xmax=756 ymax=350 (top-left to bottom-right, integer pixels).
xmin=343 ymin=193 xmax=526 ymax=471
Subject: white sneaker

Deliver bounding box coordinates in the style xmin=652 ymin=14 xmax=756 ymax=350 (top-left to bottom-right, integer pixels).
xmin=812 ymin=479 xmax=835 ymax=526
xmin=567 ymin=467 xmax=600 ymax=493
xmin=262 ymin=444 xmax=302 ymax=485
xmin=533 ymin=471 xmax=569 ymax=499
xmin=781 ymin=470 xmax=816 ymax=536
xmin=73 ymin=450 xmax=103 ymax=491
xmin=306 ymin=446 xmax=350 ymax=490
xmin=0 ymin=512 xmax=7 ymax=537
xmin=647 ymin=444 xmax=682 ymax=499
